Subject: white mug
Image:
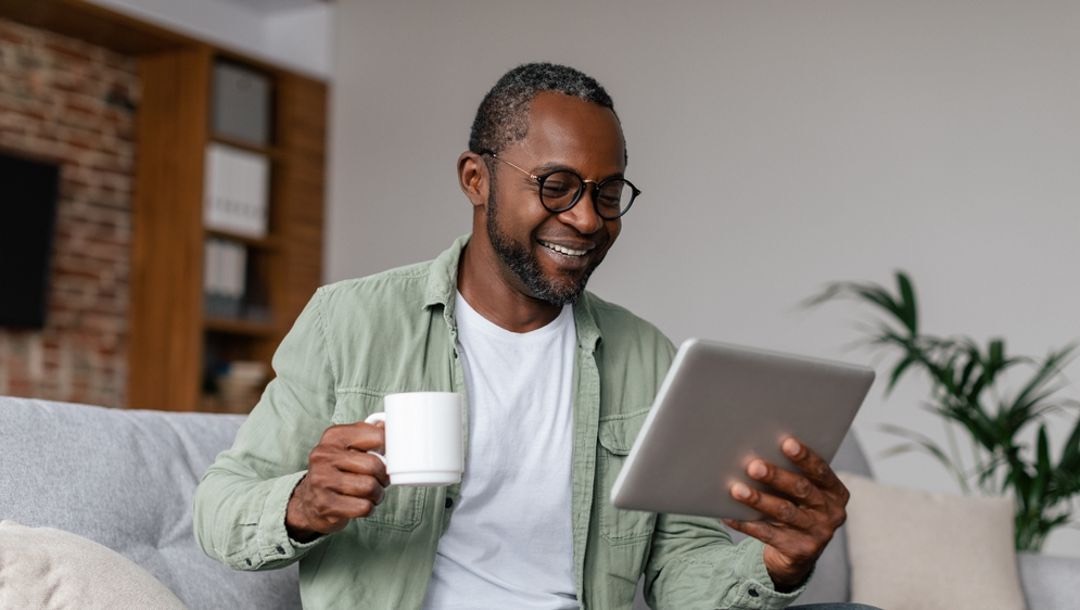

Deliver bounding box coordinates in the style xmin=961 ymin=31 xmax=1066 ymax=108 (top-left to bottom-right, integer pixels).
xmin=364 ymin=391 xmax=464 ymax=486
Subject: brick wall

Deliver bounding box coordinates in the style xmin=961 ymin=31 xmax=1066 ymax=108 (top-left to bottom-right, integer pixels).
xmin=0 ymin=18 xmax=137 ymax=406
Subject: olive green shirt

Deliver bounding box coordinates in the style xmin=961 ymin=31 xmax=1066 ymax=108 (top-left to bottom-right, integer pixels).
xmin=193 ymin=235 xmax=805 ymax=609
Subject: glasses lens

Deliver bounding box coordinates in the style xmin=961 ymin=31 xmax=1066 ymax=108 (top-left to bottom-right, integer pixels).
xmin=595 ymin=179 xmax=634 ymax=218
xmin=539 ymin=171 xmax=583 ymax=211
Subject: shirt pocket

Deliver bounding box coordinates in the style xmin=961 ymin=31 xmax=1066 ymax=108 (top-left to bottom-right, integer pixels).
xmin=331 ymin=391 xmax=427 ymax=533
xmin=597 ymin=408 xmax=656 ymax=545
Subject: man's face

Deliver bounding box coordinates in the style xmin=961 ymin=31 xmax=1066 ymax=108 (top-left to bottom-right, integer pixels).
xmin=485 ymin=92 xmax=626 ymax=306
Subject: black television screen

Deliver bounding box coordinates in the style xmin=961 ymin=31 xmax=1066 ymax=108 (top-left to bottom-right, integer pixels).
xmin=0 ymin=151 xmax=60 ymax=329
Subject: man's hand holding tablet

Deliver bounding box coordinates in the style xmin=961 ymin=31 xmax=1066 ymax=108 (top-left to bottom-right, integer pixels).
xmin=609 ymin=339 xmax=875 ymax=591
xmin=724 ymin=435 xmax=852 ymax=590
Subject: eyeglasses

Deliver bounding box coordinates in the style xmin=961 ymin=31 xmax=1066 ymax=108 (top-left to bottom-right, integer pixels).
xmin=484 ymin=152 xmax=640 ymax=220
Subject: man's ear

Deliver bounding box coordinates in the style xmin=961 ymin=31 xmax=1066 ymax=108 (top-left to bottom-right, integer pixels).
xmin=457 ymin=151 xmax=489 ymax=209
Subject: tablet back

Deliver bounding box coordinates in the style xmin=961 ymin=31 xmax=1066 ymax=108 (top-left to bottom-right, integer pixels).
xmin=610 ymin=338 xmax=874 ymax=520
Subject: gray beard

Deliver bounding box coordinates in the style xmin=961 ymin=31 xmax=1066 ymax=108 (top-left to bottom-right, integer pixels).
xmin=485 ymin=189 xmax=596 ymax=306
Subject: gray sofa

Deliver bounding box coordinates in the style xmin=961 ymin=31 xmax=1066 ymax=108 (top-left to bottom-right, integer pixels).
xmin=0 ymin=396 xmax=299 ymax=609
xmin=1 ymin=395 xmax=1076 ymax=609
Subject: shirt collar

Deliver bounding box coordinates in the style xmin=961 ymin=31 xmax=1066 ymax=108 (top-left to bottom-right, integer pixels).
xmin=422 ymin=233 xmax=469 ymax=311
xmin=423 ymin=233 xmax=602 ymax=352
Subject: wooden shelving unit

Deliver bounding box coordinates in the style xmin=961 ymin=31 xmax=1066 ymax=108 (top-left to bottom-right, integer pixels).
xmin=209 ymin=133 xmax=283 ymax=159
xmin=128 ymin=48 xmax=326 ymax=412
xmin=2 ymin=0 xmax=328 ymax=412
xmin=204 ymin=228 xmax=282 ymax=252
xmin=203 ymin=317 xmax=279 ymax=338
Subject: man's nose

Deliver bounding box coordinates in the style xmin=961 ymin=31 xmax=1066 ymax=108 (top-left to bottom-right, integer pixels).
xmin=557 ymin=188 xmax=604 ymax=234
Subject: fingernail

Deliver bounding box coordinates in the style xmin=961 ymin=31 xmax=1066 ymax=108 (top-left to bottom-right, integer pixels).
xmin=783 ymin=438 xmax=801 ymax=457
xmin=732 ymin=483 xmax=751 ymax=499
xmin=748 ymin=460 xmax=767 ymax=479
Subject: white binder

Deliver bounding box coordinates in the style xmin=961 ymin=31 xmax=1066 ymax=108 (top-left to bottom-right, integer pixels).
xmin=204 ymin=143 xmax=269 ymax=238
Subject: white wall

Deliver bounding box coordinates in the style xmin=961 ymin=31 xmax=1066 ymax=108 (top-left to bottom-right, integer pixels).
xmin=328 ymin=0 xmax=1080 ymax=556
xmin=89 ymin=0 xmax=333 ymax=79
xmin=262 ymin=4 xmax=333 ymax=76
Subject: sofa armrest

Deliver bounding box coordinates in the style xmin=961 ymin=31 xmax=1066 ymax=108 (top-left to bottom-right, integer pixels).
xmin=1017 ymin=551 xmax=1080 ymax=610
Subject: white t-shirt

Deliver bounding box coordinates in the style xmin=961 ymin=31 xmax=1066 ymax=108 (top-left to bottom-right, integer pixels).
xmin=421 ymin=292 xmax=578 ymax=610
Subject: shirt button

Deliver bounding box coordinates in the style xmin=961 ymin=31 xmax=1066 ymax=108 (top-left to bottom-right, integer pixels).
xmin=445 ymin=497 xmax=454 ymax=509
xmin=275 ymin=545 xmax=285 ymax=554
xmin=747 ymin=587 xmax=759 ymax=597
xmin=245 ymin=558 xmax=252 ymax=566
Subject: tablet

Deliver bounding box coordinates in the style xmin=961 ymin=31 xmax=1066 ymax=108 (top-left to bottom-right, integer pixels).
xmin=610 ymin=338 xmax=875 ymax=520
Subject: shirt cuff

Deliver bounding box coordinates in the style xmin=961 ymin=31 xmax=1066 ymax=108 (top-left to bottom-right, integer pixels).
xmin=254 ymin=470 xmax=324 ymax=564
xmin=730 ymin=539 xmax=810 ymax=609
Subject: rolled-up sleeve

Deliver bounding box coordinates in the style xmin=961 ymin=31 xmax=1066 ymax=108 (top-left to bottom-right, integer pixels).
xmin=644 ymin=513 xmax=807 ymax=609
xmin=193 ymin=289 xmax=336 ymax=571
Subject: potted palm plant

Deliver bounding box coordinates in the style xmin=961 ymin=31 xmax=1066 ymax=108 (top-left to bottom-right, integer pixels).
xmin=807 ymin=272 xmax=1080 ymax=551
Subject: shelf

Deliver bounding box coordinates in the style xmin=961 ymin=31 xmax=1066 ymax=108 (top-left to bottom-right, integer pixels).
xmin=200 ymin=394 xmax=259 ymax=414
xmin=127 ymin=44 xmax=325 ymax=412
xmin=2 ymin=0 xmax=199 ymax=56
xmin=209 ymin=133 xmax=281 ymax=159
xmin=204 ymin=228 xmax=280 ymax=251
xmin=204 ymin=317 xmax=277 ymax=337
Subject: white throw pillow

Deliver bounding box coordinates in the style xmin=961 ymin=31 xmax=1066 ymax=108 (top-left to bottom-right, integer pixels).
xmin=838 ymin=472 xmax=1026 ymax=610
xmin=0 ymin=521 xmax=187 ymax=609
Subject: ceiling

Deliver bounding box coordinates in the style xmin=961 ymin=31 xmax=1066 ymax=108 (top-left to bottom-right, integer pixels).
xmin=216 ymin=0 xmax=329 ymax=14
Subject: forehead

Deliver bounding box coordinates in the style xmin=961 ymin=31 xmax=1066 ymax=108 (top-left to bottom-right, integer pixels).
xmin=511 ymin=91 xmax=625 ymax=173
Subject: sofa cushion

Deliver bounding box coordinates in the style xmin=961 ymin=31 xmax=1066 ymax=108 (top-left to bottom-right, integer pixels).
xmin=0 ymin=520 xmax=186 ymax=609
xmin=0 ymin=397 xmax=300 ymax=610
xmin=839 ymin=472 xmax=1026 ymax=610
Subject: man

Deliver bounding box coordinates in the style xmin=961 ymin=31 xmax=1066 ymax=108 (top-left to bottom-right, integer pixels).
xmin=194 ymin=63 xmax=853 ymax=609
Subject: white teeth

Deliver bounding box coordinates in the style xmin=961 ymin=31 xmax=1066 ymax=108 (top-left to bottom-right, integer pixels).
xmin=540 ymin=241 xmax=587 ymax=256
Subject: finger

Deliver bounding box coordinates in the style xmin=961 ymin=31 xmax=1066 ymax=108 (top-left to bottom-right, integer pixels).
xmin=746 ymin=458 xmax=827 ymax=510
xmin=316 ymin=491 xmax=377 ymax=521
xmin=722 ymin=517 xmax=785 ymax=547
xmin=325 ymin=473 xmax=386 ymax=505
xmin=723 ymin=519 xmax=823 ymax=565
xmin=781 ymin=436 xmax=845 ymax=493
xmin=730 ymin=482 xmax=815 ymax=530
xmin=322 ymin=422 xmax=385 ymax=453
xmin=333 ymin=451 xmax=390 ymax=487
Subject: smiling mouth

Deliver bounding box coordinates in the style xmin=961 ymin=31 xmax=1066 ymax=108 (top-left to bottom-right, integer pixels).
xmin=538 ymin=240 xmax=591 ymax=257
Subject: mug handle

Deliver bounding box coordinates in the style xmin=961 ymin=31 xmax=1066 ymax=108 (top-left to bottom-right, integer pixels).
xmin=363 ymin=412 xmax=388 ymax=469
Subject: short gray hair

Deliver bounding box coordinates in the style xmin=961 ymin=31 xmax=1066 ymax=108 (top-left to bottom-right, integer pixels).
xmin=468 ymin=62 xmax=619 ymax=157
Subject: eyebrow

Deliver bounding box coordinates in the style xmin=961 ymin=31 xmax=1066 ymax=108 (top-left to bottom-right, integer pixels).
xmin=532 ymin=162 xmax=626 ymax=181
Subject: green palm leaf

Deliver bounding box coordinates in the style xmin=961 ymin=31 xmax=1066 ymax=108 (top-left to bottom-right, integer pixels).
xmin=895 ymin=271 xmax=918 ymax=335
xmin=806 ymin=272 xmax=1080 ymax=552
xmin=879 ymin=423 xmax=969 ymax=490
xmin=1011 ymin=345 xmax=1076 ymax=417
